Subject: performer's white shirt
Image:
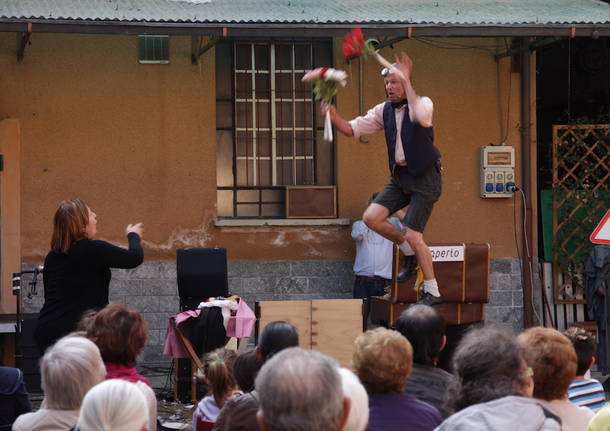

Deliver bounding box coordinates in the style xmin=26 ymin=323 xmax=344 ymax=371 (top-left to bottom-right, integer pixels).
xmin=352 ymin=217 xmax=403 ymax=279
xmin=348 ymin=97 xmax=434 ymax=166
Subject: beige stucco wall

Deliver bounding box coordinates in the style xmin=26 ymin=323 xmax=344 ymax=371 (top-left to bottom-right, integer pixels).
xmin=0 ymin=33 xmax=531 ymax=263
xmin=336 ymin=37 xmax=529 ymax=258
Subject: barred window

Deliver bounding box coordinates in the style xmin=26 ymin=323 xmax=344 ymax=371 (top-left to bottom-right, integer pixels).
xmin=216 ymin=40 xmax=334 ymax=218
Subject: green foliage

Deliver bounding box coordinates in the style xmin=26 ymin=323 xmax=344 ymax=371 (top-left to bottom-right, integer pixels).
xmin=312 ymin=79 xmax=338 ymax=103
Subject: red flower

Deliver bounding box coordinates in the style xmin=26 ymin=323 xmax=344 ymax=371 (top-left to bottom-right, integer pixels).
xmin=342 ymin=43 xmax=360 ymax=60
xmin=353 ymin=27 xmax=365 ymax=45
xmin=342 ymin=27 xmax=366 ymax=60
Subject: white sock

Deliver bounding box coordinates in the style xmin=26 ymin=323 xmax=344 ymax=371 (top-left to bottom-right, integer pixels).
xmin=398 ymin=241 xmax=415 ymax=256
xmin=424 ymin=279 xmax=440 ymax=297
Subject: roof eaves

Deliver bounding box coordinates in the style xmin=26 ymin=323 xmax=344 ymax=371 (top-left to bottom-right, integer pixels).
xmin=1 ymin=18 xmax=609 ymax=37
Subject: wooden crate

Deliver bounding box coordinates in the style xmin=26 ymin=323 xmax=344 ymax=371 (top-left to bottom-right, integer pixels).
xmin=257 ymin=299 xmax=361 ymax=368
xmin=390 ymin=243 xmax=490 ymax=303
xmin=369 ymin=296 xmax=485 ymax=327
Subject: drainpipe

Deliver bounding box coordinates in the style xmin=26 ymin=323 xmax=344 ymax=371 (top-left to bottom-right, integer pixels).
xmin=520 ymin=37 xmax=534 ymax=328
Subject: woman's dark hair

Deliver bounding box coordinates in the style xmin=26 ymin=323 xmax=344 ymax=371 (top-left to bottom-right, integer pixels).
xmin=51 ymin=198 xmax=89 ymax=253
xmin=564 ymin=326 xmax=597 ymax=376
xmin=86 ymin=303 xmax=148 ymax=367
xmin=448 ymin=324 xmax=524 ymax=412
xmin=204 ymin=348 xmax=237 ymax=408
xmin=258 ymin=321 xmax=299 ymax=361
xmin=233 ymin=349 xmax=263 ymax=392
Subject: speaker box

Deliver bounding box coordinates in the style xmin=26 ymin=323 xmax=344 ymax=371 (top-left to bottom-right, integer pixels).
xmin=16 ymin=314 xmax=42 ymax=393
xmin=177 ymin=248 xmax=228 ymax=301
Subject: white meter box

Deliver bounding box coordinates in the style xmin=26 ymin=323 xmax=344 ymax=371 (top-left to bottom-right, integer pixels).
xmin=480 ymin=146 xmax=516 ymax=198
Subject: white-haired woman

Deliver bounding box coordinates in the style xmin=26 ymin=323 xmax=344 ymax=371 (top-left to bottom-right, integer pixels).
xmin=339 ymin=368 xmax=369 ymax=431
xmin=74 ymin=379 xmax=148 ymax=431
xmin=12 ymin=335 xmax=106 ymax=431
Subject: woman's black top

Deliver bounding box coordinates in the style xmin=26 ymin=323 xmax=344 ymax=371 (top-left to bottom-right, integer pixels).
xmin=34 ymin=233 xmax=143 ymax=353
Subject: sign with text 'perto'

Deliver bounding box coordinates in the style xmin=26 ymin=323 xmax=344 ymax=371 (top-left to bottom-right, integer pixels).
xmin=590 ymin=208 xmax=610 ymax=245
xmin=430 ymin=245 xmax=465 ymax=262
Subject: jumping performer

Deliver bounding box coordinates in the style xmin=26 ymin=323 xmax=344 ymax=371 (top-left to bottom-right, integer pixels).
xmin=324 ymin=52 xmax=442 ymax=305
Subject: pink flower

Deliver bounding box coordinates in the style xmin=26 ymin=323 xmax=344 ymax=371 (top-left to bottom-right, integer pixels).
xmin=302 ymin=67 xmax=329 ymax=82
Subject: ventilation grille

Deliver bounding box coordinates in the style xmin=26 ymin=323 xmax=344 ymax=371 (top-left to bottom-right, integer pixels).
xmin=138 ymin=35 xmax=169 ymax=64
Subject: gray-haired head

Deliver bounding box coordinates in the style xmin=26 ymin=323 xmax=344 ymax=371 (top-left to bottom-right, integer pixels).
xmin=339 ymin=368 xmax=368 ymax=431
xmin=76 ymin=379 xmax=148 ymax=431
xmin=256 ymin=347 xmax=346 ymax=431
xmin=449 ymin=324 xmax=525 ymax=411
xmin=40 ymin=335 xmax=106 ymax=409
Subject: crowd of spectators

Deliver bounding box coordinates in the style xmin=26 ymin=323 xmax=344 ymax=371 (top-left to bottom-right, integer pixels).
xmin=3 ymin=303 xmax=610 ymax=431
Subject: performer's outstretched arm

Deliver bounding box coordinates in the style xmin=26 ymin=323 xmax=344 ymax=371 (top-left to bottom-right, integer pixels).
xmin=395 ymin=53 xmax=433 ymax=128
xmin=322 ymin=103 xmax=354 ymax=137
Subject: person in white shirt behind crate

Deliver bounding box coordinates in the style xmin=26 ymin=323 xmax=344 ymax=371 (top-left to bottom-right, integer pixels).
xmin=352 ymin=193 xmax=405 ymax=330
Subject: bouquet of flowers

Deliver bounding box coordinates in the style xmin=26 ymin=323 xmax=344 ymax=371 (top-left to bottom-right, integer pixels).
xmin=342 ymin=27 xmax=405 ymax=80
xmin=302 ymin=67 xmax=348 ymax=141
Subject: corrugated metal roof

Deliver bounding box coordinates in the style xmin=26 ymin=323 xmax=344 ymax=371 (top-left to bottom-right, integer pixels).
xmin=1 ymin=0 xmax=609 ymax=25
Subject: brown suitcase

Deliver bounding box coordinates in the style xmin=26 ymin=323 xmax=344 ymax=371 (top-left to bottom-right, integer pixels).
xmin=389 ymin=243 xmax=490 ymax=303
xmin=369 ymin=296 xmax=485 ymax=327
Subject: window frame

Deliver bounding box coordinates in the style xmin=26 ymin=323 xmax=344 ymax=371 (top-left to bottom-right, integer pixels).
xmin=216 ymin=38 xmax=335 ymax=219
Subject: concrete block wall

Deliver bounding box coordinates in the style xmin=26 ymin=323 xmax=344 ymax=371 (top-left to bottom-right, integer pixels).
xmin=21 ymin=257 xmax=526 ymax=366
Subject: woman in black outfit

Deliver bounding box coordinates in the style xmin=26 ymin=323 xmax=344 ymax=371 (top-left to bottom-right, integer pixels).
xmin=34 ymin=198 xmax=144 ymax=354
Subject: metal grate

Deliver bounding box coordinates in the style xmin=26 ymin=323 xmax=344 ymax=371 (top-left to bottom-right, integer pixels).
xmin=233 ymin=42 xmax=316 ymax=187
xmin=552 ymin=124 xmax=610 ymax=303
xmin=215 ymin=40 xmax=333 ymax=218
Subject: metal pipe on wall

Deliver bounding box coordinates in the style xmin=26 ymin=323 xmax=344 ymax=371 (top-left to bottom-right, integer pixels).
xmin=520 ymin=37 xmax=534 ymax=328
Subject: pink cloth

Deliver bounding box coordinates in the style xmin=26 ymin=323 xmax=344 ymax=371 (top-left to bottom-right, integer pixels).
xmin=163 ymin=299 xmax=255 ymax=359
xmin=105 ymin=362 xmax=152 ymax=387
xmin=226 ymin=299 xmax=255 ymax=338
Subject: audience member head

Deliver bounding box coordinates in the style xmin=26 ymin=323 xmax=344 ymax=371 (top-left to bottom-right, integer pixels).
xmin=339 ymin=368 xmax=369 ymax=431
xmin=256 ymin=347 xmax=347 ymax=431
xmin=257 ymin=321 xmax=299 ymax=362
xmin=396 ymin=304 xmax=446 ymax=366
xmin=449 ymin=324 xmax=529 ymax=411
xmin=204 ymin=348 xmax=237 ymax=408
xmin=40 ymin=335 xmax=106 ymax=410
xmin=353 ymin=327 xmax=412 ymax=394
xmin=233 ymin=349 xmax=263 ymax=393
xmin=51 ymin=198 xmax=89 ymax=253
xmin=518 ymin=326 xmax=577 ymax=401
xmin=87 ymin=303 xmax=148 ymax=367
xmin=76 ymin=379 xmax=148 ymax=431
xmin=564 ymin=326 xmax=596 ymax=377
xmin=75 ymin=309 xmax=98 ymax=333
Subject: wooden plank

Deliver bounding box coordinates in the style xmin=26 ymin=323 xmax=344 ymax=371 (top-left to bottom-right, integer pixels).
xmin=311 ymin=299 xmax=361 ymax=369
xmin=258 ymin=300 xmax=311 ymax=350
xmin=0 ymin=119 xmax=20 ymax=315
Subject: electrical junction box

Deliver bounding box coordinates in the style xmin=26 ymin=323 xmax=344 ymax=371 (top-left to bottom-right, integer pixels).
xmin=480 ymin=145 xmax=516 ymax=198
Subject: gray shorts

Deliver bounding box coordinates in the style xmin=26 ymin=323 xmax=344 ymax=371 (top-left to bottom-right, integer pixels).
xmin=373 ymin=162 xmax=442 ymax=233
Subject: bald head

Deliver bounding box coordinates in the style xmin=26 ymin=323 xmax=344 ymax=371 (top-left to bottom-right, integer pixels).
xmin=396 ymin=304 xmax=446 ymax=365
xmin=256 ymin=348 xmax=347 ymax=431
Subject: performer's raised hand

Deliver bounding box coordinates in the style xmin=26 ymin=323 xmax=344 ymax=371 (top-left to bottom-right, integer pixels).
xmin=395 ymin=52 xmax=413 ymax=83
xmin=126 ymin=222 xmax=144 ymax=238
